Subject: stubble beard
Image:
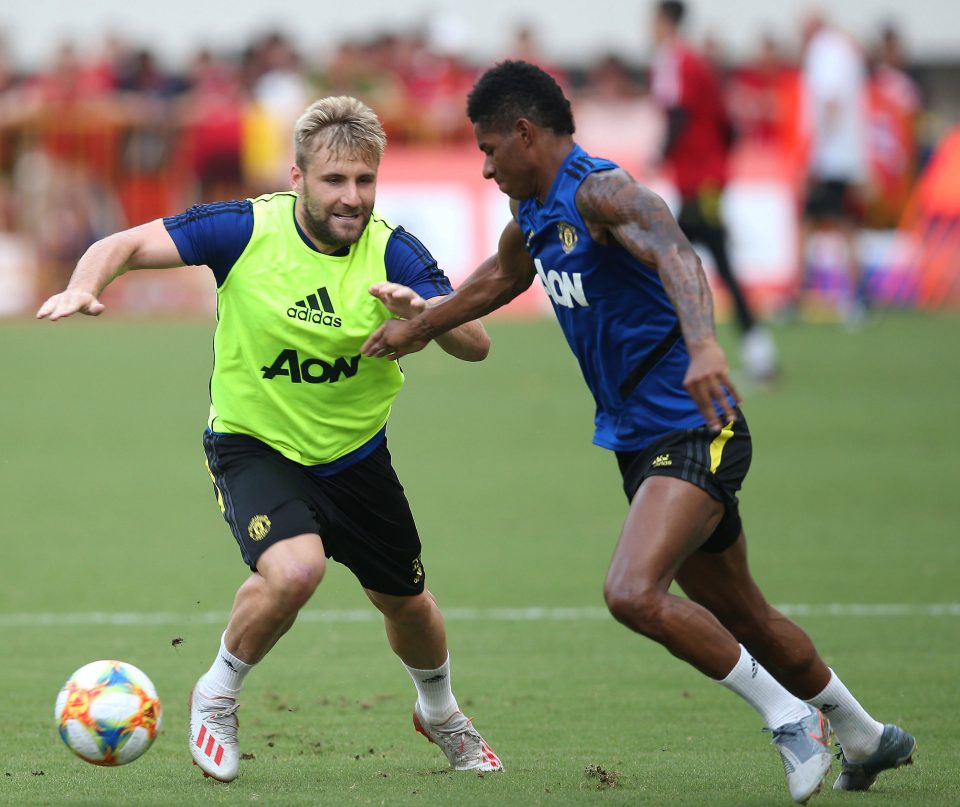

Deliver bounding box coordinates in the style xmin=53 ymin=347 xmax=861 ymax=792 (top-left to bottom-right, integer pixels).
xmin=300 ymin=196 xmax=371 ymax=250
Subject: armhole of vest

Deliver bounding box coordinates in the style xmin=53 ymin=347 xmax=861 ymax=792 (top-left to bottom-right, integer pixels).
xmin=218 ymin=195 xmax=272 ymax=293
xmin=573 ymin=161 xmax=619 ymax=236
xmin=370 ymin=214 xmax=394 ymax=283
xmin=572 ymin=168 xmax=596 ymax=236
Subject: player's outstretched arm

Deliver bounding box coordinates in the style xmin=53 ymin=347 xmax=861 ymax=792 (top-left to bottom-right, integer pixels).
xmin=367 ymin=281 xmax=490 ymax=361
xmin=575 ymin=170 xmax=740 ymax=431
xmin=36 ymin=219 xmax=185 ymax=321
xmin=362 ymin=220 xmax=536 ymax=361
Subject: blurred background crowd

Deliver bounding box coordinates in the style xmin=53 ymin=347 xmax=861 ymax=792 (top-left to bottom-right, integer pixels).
xmin=0 ymin=3 xmax=958 ymax=316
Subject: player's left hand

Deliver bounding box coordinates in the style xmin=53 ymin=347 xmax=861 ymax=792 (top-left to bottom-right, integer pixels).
xmin=683 ymin=337 xmax=741 ymax=432
xmin=368 ymin=282 xmax=427 ymax=320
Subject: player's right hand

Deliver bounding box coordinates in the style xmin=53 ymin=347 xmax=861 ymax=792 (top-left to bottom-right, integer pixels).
xmin=362 ymin=318 xmax=430 ymax=361
xmin=36 ymin=291 xmax=105 ymax=321
xmin=683 ymin=337 xmax=740 ymax=432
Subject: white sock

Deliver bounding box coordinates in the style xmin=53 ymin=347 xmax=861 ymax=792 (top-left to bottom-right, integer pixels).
xmin=806 ymin=669 xmax=884 ymax=762
xmin=198 ymin=632 xmax=253 ymax=698
xmin=718 ymin=645 xmax=810 ymax=729
xmin=403 ymin=654 xmax=459 ymax=724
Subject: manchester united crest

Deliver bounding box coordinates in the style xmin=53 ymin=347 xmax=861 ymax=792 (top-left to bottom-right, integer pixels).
xmin=248 ymin=514 xmax=272 ymax=541
xmin=557 ymin=222 xmax=578 ymax=254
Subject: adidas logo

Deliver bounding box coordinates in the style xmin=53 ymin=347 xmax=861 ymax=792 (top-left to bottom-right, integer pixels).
xmin=287 ymin=287 xmax=342 ymax=327
xmin=651 ymin=454 xmax=672 ymax=468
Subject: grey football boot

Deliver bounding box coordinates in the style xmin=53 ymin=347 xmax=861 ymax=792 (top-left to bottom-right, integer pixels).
xmin=834 ymin=723 xmax=916 ymax=791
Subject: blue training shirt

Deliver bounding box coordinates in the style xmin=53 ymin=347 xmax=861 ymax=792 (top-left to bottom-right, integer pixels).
xmin=517 ymin=144 xmax=706 ymax=452
xmin=163 ymin=198 xmax=453 ymax=473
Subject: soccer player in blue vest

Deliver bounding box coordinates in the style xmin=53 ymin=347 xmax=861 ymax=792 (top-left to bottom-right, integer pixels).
xmin=38 ymin=96 xmax=502 ymax=782
xmin=363 ymin=61 xmax=915 ymax=803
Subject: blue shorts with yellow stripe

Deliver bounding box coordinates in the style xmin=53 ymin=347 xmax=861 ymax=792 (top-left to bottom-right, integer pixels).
xmin=614 ymin=408 xmax=752 ymax=552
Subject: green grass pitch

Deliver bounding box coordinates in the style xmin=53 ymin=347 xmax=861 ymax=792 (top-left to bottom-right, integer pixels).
xmin=1 ymin=311 xmax=958 ymax=805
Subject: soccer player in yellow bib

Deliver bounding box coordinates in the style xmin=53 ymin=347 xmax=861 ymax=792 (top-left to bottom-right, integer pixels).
xmin=37 ymin=96 xmax=503 ymax=781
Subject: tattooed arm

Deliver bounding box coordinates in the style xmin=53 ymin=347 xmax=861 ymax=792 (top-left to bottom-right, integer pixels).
xmin=575 ymin=169 xmax=739 ymax=429
xmin=362 ymin=213 xmax=536 ymax=361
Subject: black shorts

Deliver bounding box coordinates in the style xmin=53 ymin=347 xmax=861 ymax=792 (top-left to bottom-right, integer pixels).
xmin=804 ymin=179 xmax=862 ymax=223
xmin=615 ymin=410 xmax=752 ymax=553
xmin=202 ymin=431 xmax=425 ymax=596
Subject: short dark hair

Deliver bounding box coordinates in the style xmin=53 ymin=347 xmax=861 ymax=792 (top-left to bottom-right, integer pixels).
xmin=658 ymin=1 xmax=686 ymax=27
xmin=466 ymin=60 xmax=575 ymax=136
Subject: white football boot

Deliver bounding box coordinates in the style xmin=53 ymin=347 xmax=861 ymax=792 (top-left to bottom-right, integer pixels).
xmin=413 ymin=703 xmax=503 ymax=772
xmin=188 ymin=685 xmax=240 ymax=782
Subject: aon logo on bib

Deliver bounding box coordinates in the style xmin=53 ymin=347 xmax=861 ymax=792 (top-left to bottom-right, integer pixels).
xmin=261 ymin=349 xmax=360 ymax=384
xmin=535 ymin=259 xmax=589 ymax=309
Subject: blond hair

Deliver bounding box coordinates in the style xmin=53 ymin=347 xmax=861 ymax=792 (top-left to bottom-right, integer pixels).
xmin=293 ymin=96 xmax=387 ymax=168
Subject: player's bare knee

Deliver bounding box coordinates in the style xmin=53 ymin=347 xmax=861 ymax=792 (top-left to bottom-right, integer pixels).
xmin=374 ymin=591 xmax=434 ymax=625
xmin=603 ymin=580 xmax=666 ymax=635
xmin=266 ymin=557 xmax=326 ymax=610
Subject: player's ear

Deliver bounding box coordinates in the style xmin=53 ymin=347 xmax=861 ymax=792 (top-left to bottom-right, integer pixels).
xmin=291 ymin=163 xmax=304 ymax=192
xmin=515 ymin=118 xmax=535 ymax=146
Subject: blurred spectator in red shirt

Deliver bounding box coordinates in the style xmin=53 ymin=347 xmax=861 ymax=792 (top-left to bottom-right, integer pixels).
xmin=178 ymin=48 xmax=246 ymax=202
xmin=12 ymin=39 xmax=129 ymax=293
xmin=115 ymin=48 xmax=188 ymax=223
xmin=650 ymin=0 xmax=778 ymax=382
xmin=728 ymin=34 xmax=802 ymax=163
xmin=23 ymin=40 xmax=122 ymax=179
xmin=865 ymin=24 xmax=922 ymax=229
xmin=352 ymin=34 xmax=416 ymax=142
xmin=0 ymin=32 xmax=24 ymax=180
xmin=398 ymin=28 xmax=476 ymax=144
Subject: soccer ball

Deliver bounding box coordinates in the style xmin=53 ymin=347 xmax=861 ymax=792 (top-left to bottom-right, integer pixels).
xmin=55 ymin=660 xmax=162 ymax=766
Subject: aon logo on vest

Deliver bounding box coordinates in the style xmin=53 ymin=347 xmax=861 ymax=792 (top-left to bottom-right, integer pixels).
xmin=261 ymin=349 xmax=361 ymax=384
xmin=534 ymin=259 xmax=589 ymax=309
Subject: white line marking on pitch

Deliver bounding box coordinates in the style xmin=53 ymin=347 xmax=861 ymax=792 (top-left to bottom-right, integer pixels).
xmin=1 ymin=603 xmax=958 ymax=627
